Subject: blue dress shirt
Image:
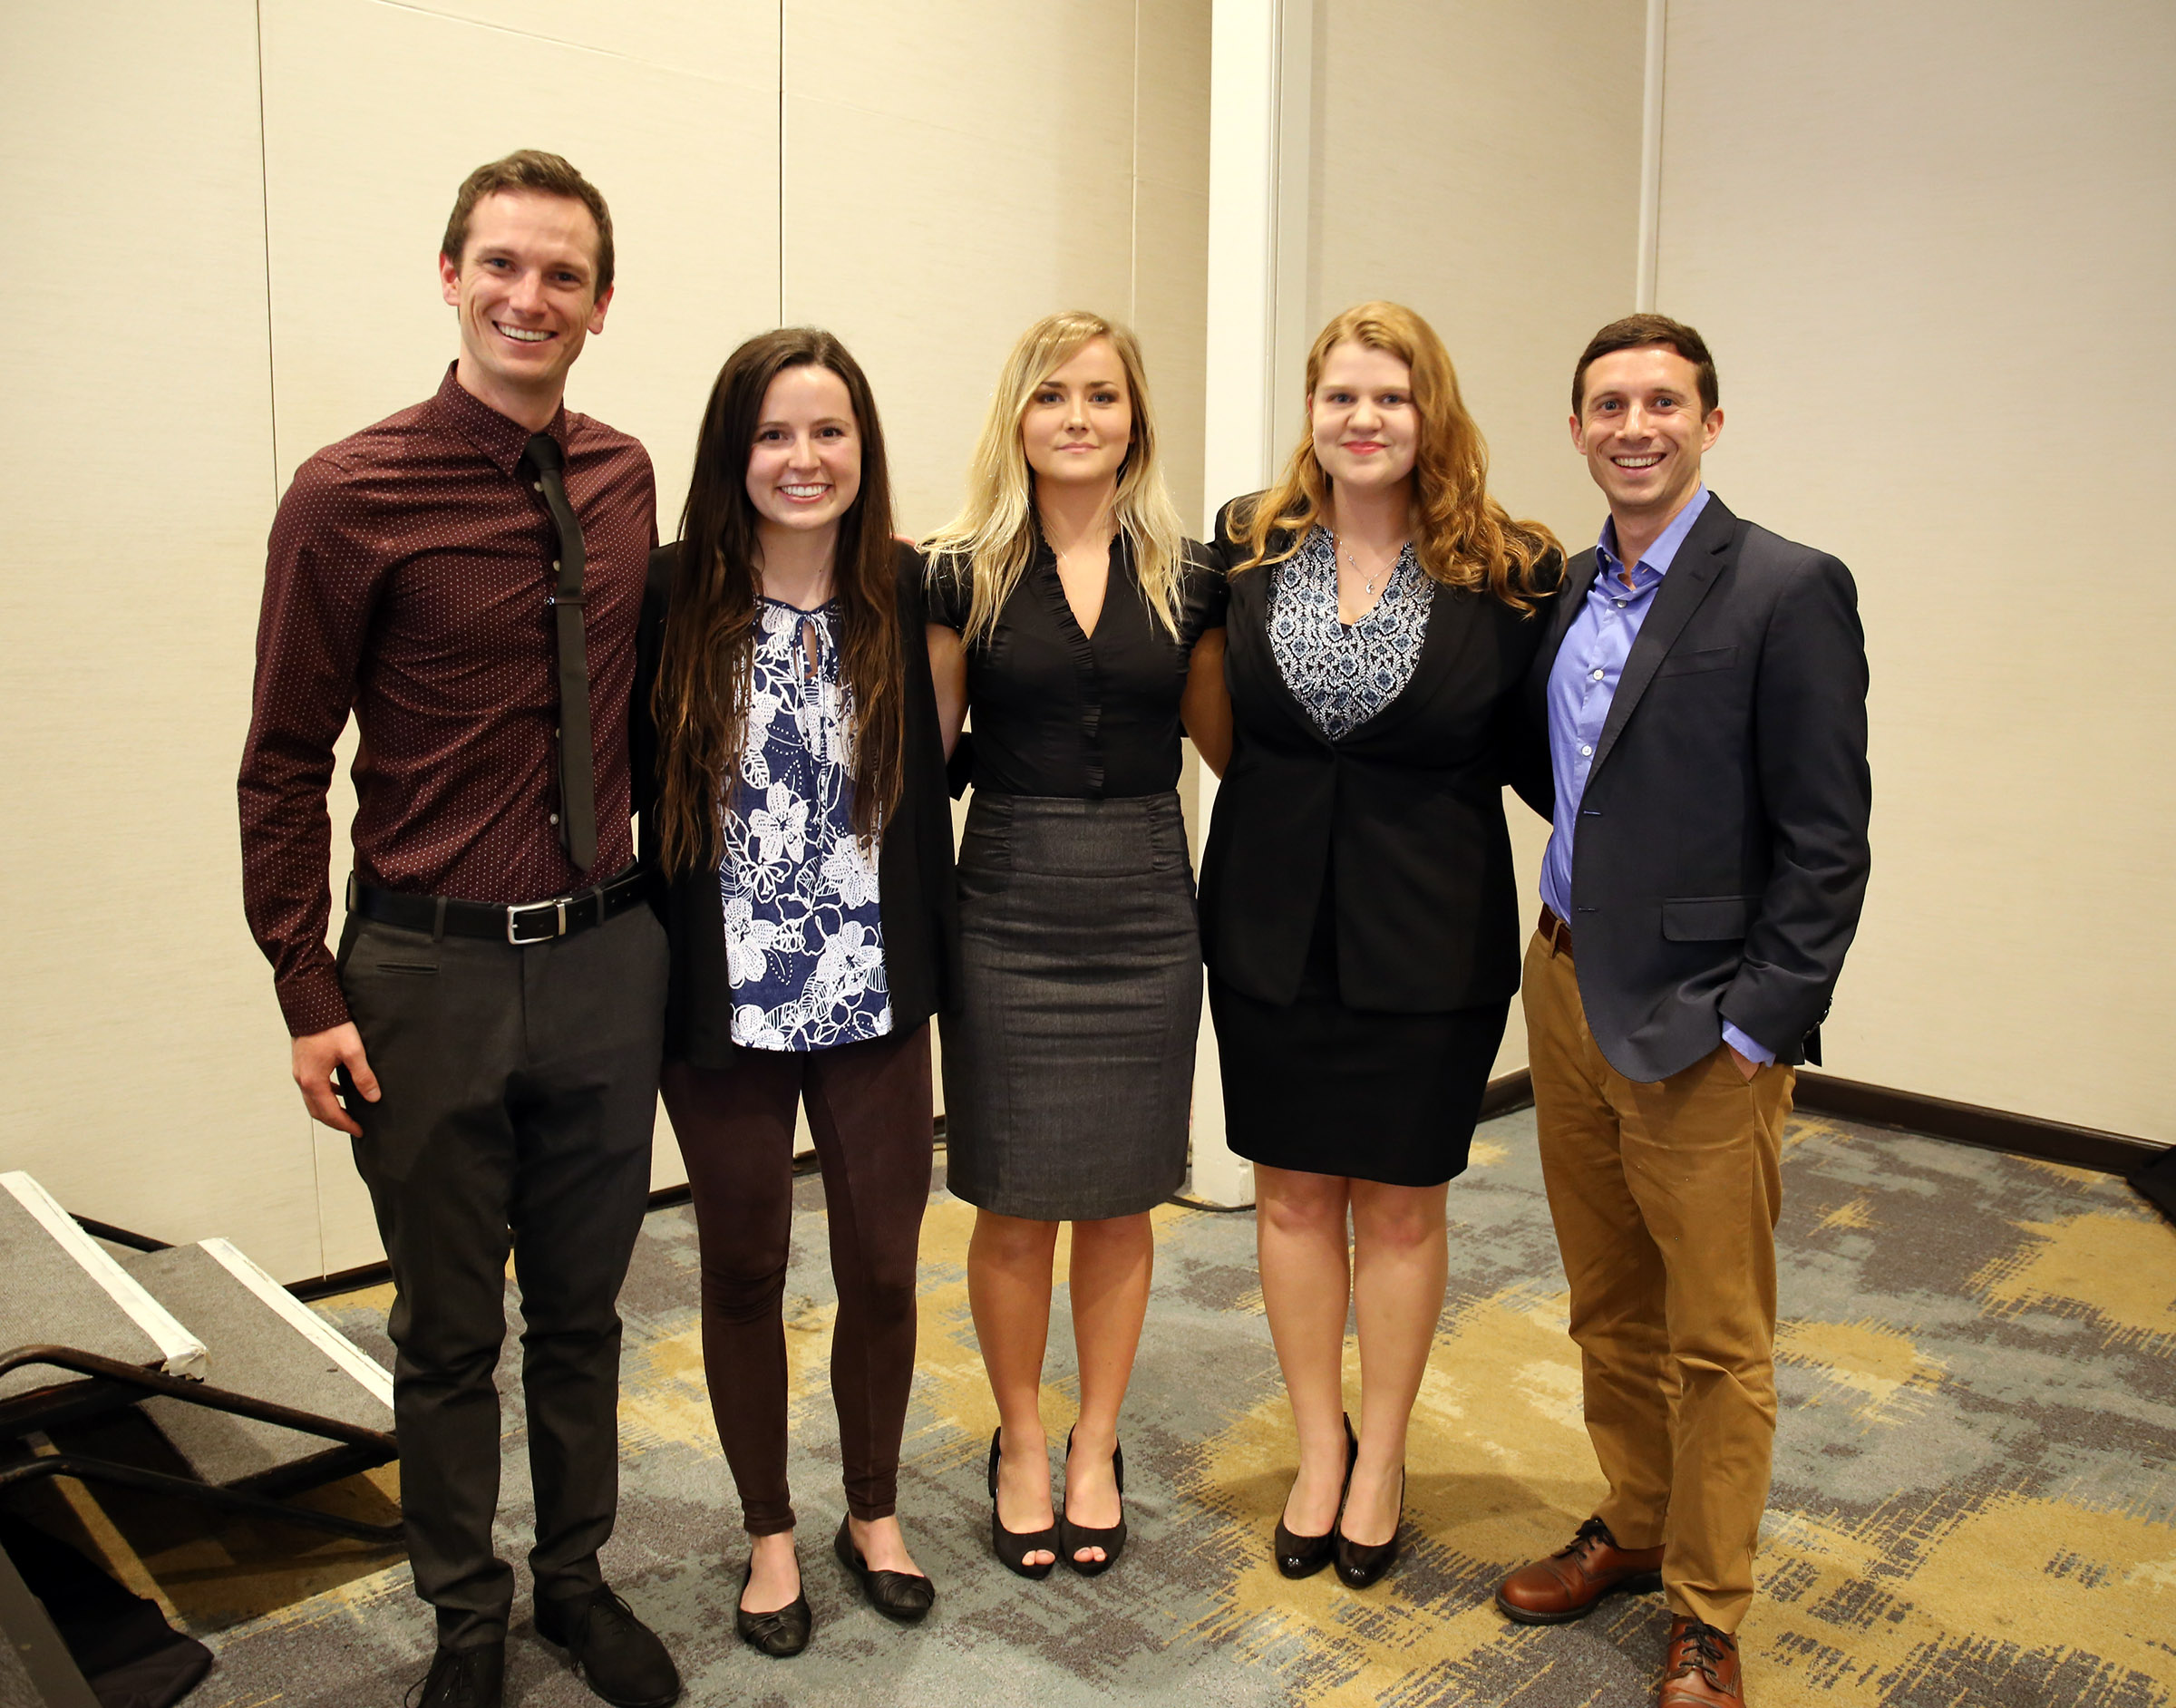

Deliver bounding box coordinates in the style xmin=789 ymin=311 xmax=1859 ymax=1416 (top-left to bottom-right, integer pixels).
xmin=1538 ymin=488 xmax=1773 ymax=1066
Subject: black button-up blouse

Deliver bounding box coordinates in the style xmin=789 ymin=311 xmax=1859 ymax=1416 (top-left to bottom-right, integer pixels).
xmin=925 ymin=534 xmax=1226 ymax=800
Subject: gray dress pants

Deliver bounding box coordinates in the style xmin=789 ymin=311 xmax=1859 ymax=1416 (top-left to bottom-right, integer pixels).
xmin=337 ymin=902 xmax=667 ymax=1649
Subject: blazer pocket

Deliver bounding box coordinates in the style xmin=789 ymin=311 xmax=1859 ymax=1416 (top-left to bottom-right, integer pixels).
xmin=1661 ymin=896 xmax=1754 ymax=940
xmin=1655 ymin=645 xmax=1739 ymax=677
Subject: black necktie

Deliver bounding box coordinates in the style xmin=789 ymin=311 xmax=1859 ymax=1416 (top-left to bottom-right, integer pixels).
xmin=521 ymin=432 xmax=597 ymax=873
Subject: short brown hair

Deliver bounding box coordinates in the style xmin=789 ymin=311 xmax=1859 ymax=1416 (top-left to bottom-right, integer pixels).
xmin=1572 ymin=313 xmax=1717 ymax=417
xmin=441 ymin=150 xmax=615 ymax=296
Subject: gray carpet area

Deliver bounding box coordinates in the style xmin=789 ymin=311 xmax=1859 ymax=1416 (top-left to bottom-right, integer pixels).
xmin=169 ymin=1107 xmax=2176 ymax=1705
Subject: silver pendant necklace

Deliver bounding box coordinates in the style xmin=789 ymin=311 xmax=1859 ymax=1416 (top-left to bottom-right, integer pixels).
xmin=1336 ymin=533 xmax=1386 ymax=602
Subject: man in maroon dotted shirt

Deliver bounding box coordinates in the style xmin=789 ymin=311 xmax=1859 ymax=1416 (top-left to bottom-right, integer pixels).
xmin=238 ymin=152 xmax=678 ymax=1708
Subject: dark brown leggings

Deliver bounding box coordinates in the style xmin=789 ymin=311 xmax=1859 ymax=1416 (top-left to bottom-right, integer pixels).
xmin=660 ymin=1024 xmax=932 ymax=1536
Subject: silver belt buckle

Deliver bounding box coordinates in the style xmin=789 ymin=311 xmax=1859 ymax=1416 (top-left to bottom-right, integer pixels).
xmin=506 ymin=897 xmax=567 ymax=945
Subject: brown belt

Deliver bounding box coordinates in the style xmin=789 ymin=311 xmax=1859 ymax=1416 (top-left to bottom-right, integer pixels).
xmin=1538 ymin=904 xmax=1574 ymax=961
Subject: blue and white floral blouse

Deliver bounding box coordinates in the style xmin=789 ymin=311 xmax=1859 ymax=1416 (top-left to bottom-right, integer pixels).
xmin=720 ymin=598 xmax=890 ymax=1051
xmin=1267 ymin=527 xmax=1430 ymax=740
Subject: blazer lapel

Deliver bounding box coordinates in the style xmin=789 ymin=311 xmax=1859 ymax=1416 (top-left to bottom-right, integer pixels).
xmin=1590 ymin=496 xmax=1740 ymax=778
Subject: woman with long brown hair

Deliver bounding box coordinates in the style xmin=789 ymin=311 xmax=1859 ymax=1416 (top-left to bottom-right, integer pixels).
xmin=923 ymin=311 xmax=1229 ymax=1579
xmin=639 ymin=327 xmax=956 ymax=1654
xmin=1200 ymin=302 xmax=1559 ymax=1590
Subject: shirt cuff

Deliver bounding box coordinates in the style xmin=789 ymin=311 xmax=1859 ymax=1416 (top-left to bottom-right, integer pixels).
xmin=1720 ymin=1020 xmax=1775 ymax=1066
xmin=277 ymin=963 xmax=353 ymax=1038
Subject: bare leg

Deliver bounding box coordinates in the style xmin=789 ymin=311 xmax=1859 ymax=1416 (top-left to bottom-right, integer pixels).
xmin=1344 ymin=1179 xmax=1449 ymax=1546
xmin=845 ymin=1513 xmax=920 ymax=1577
xmin=743 ymin=1528 xmax=800 ymax=1614
xmin=968 ymin=1209 xmax=1062 ymax=1569
xmin=1254 ymin=1164 xmax=1356 ymax=1538
xmin=1061 ymin=1212 xmax=1155 ymax=1563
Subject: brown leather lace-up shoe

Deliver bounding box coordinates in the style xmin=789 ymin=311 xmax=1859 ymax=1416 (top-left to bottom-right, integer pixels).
xmin=1660 ymin=1616 xmax=1744 ymax=1705
xmin=1492 ymin=1516 xmax=1665 ymax=1624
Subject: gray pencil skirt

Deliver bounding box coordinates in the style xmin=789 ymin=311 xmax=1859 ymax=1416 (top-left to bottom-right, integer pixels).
xmin=940 ymin=791 xmax=1202 ymax=1220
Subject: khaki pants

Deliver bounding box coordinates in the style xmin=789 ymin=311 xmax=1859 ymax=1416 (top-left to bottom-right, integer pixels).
xmin=1522 ymin=928 xmax=1793 ymax=1632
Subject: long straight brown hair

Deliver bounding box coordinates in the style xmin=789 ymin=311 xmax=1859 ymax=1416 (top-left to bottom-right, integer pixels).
xmin=652 ymin=328 xmax=904 ymax=877
xmin=1230 ymin=301 xmax=1558 ymax=611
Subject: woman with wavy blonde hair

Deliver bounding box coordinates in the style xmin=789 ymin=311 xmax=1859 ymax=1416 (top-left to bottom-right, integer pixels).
xmin=924 ymin=310 xmax=1229 ymax=1580
xmin=1200 ymin=301 xmax=1559 ymax=1592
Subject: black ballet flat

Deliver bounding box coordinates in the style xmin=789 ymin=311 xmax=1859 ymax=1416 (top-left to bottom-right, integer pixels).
xmin=986 ymin=1428 xmax=1059 ymax=1580
xmin=734 ymin=1563 xmax=811 ymax=1657
xmin=1057 ymin=1427 xmax=1127 ymax=1577
xmin=1333 ymin=1469 xmax=1405 ymax=1589
xmin=1274 ymin=1412 xmax=1358 ymax=1579
xmin=832 ymin=1516 xmax=935 ymax=1623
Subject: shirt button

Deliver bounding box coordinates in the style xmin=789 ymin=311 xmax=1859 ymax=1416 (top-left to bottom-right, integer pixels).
xmin=1590 ymin=667 xmax=1604 ymax=681
xmin=533 ymin=480 xmax=543 ymax=492
xmin=551 ymin=559 xmax=561 ymax=571
xmin=549 ymin=812 xmax=560 ymax=825
xmin=1580 ymin=744 xmax=1593 ymax=757
xmin=1615 ymin=599 xmax=1627 ymax=608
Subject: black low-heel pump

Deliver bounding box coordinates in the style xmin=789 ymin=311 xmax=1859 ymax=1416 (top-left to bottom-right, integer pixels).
xmin=1274 ymin=1412 xmax=1358 ymax=1579
xmin=1057 ymin=1427 xmax=1127 ymax=1577
xmin=1333 ymin=1469 xmax=1405 ymax=1589
xmin=986 ymin=1428 xmax=1059 ymax=1580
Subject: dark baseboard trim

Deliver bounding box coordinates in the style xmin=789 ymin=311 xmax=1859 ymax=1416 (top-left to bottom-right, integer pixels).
xmin=1479 ymin=1070 xmax=1536 ymax=1120
xmin=286 ymin=1117 xmax=953 ymax=1301
xmin=282 ymin=1084 xmax=2161 ymax=1298
xmin=1793 ymin=1072 xmax=2164 ymax=1177
xmin=1481 ymin=1064 xmax=2164 ymax=1179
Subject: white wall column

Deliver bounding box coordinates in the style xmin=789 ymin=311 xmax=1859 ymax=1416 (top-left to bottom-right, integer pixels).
xmin=1190 ymin=0 xmax=1312 ymax=1208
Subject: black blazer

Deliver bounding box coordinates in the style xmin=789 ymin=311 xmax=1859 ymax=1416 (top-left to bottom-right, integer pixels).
xmin=1511 ymin=493 xmax=1870 ymax=1082
xmin=1200 ymin=498 xmax=1559 ymax=1013
xmin=634 ymin=539 xmax=957 ymax=1070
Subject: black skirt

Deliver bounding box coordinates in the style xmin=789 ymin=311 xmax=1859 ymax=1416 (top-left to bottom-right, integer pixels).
xmin=1209 ymin=884 xmax=1508 ymax=1188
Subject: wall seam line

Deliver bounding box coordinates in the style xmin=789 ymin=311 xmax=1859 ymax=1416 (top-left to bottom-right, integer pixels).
xmin=777 ymin=0 xmax=786 ymax=325
xmin=253 ymin=0 xmax=318 ymax=1275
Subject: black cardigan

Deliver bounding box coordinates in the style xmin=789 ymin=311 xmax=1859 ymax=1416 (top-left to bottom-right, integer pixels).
xmin=635 ymin=539 xmax=958 ymax=1069
xmin=1199 ymin=497 xmax=1559 ymax=1014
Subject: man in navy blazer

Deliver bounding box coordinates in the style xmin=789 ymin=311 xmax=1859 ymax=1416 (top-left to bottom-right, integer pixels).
xmin=1494 ymin=315 xmax=1871 ymax=1707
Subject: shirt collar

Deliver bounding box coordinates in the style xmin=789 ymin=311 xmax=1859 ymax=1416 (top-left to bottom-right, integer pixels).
xmin=1597 ymin=484 xmax=1711 ymax=582
xmin=425 ymin=362 xmax=570 ymax=476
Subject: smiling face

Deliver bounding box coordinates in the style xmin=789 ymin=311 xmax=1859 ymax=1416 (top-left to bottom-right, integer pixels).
xmin=743 ymin=363 xmax=862 ymax=543
xmin=1309 ymin=340 xmax=1419 ymax=498
xmin=1020 ymin=336 xmax=1132 ymax=491
xmin=439 ymin=190 xmax=610 ymax=425
xmin=1571 ymin=345 xmax=1723 ymax=531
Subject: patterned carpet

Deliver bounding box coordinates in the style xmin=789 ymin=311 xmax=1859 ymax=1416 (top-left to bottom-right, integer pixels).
xmin=111 ymin=1108 xmax=2176 ymax=1705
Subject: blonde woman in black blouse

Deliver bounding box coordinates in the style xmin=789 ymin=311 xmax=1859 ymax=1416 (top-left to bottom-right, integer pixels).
xmin=924 ymin=311 xmax=1228 ymax=1578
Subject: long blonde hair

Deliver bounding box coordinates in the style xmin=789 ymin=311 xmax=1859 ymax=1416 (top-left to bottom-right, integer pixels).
xmin=1231 ymin=301 xmax=1558 ymax=612
xmin=923 ymin=311 xmax=1189 ymax=644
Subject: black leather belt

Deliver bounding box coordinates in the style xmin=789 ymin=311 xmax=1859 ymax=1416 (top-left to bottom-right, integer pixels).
xmin=349 ymin=867 xmax=650 ymax=946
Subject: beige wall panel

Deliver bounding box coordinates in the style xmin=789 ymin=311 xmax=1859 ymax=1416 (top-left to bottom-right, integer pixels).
xmin=1310 ymin=0 xmax=1647 ymax=1079
xmin=0 ymin=4 xmax=324 ymax=1274
xmin=781 ymin=5 xmax=1141 ymax=535
xmin=1132 ymin=0 xmax=1212 ymax=529
xmin=258 ymin=0 xmax=780 ymax=529
xmin=1656 ymin=1 xmax=2174 ymax=1137
xmin=384 ymin=0 xmax=773 ymax=75
xmin=1132 ymin=179 xmax=1213 ymax=532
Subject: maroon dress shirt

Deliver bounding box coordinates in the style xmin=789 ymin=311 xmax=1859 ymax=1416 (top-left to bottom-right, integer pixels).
xmin=239 ymin=364 xmax=656 ymax=1036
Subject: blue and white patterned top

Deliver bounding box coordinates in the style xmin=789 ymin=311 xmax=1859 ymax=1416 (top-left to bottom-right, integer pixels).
xmin=719 ymin=598 xmax=890 ymax=1051
xmin=1267 ymin=527 xmax=1430 ymax=739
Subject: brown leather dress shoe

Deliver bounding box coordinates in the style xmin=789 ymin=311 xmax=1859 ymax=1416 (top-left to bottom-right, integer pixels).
xmin=1493 ymin=1516 xmax=1664 ymax=1624
xmin=1660 ymin=1616 xmax=1744 ymax=1705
